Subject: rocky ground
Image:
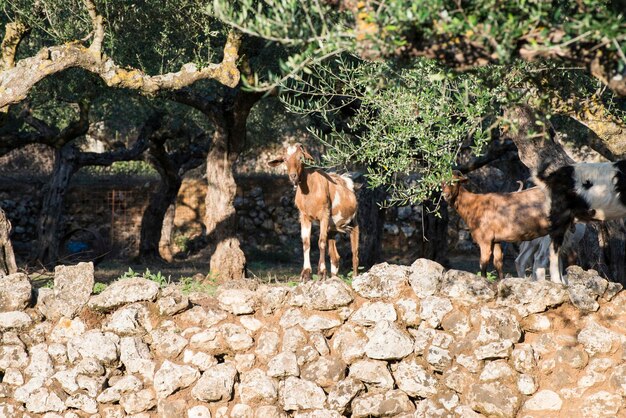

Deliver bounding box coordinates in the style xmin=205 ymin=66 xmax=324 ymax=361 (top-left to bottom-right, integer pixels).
xmin=1 ymin=261 xmax=626 ymax=417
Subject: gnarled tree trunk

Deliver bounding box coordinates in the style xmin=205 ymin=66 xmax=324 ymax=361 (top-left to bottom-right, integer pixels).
xmin=355 ymin=181 xmax=385 ymax=269
xmin=36 ymin=144 xmax=79 ymax=266
xmin=0 ymin=208 xmax=17 ymax=275
xmin=205 ymin=91 xmax=262 ymax=280
xmin=138 ymin=141 xmax=183 ymax=262
xmin=422 ymin=198 xmax=449 ymax=266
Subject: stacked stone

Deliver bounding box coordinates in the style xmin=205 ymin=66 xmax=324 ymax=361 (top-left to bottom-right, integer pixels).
xmin=0 ymin=260 xmax=626 ymax=417
xmin=0 ymin=196 xmax=39 ymax=247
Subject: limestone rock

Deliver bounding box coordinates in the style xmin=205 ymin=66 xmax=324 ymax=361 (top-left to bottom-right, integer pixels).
xmin=395 ymin=298 xmax=421 ymax=327
xmin=258 ymin=285 xmax=290 ymax=315
xmin=281 ymin=326 xmax=307 ymax=353
xmin=191 ymin=362 xmax=238 ymax=402
xmin=352 ymin=263 xmax=410 ymax=299
xmin=221 ymin=323 xmax=254 ymax=351
xmin=578 ymin=319 xmax=621 ymax=356
xmin=150 ymin=328 xmax=188 ymax=358
xmin=46 ymin=262 xmax=94 ymax=320
xmin=65 ymin=393 xmax=98 ymax=414
xmin=67 ymin=330 xmax=119 ymax=365
xmin=392 ymin=358 xmax=438 ymax=398
xmin=512 ymin=344 xmax=536 ymax=373
xmin=239 ymin=368 xmax=278 ymax=404
xmin=267 ymin=352 xmax=299 ymax=378
xmin=89 ymin=278 xmax=159 ymax=311
xmin=157 ymin=286 xmax=189 ymax=316
xmin=517 ymin=374 xmax=537 ymax=396
xmin=351 ymin=390 xmax=415 ymax=418
xmin=365 ymin=320 xmax=413 ymax=360
xmin=153 ymin=360 xmax=199 ymax=398
xmin=468 ymin=382 xmax=521 ymax=417
xmin=279 ymin=377 xmax=326 ymax=411
xmin=479 ymin=360 xmax=515 ymax=382
xmin=0 ymin=311 xmax=31 ymax=331
xmin=0 ymin=272 xmax=31 ymax=312
xmin=290 ymin=279 xmax=353 ymax=310
xmin=119 ymin=336 xmax=156 ymax=382
xmin=301 ymin=355 xmax=346 ymax=388
xmin=104 ymin=304 xmax=152 ymax=336
xmin=183 ymin=349 xmax=218 ymax=371
xmin=25 ymin=387 xmax=66 ymax=414
xmin=188 ymin=405 xmax=212 ymax=418
xmin=327 ymin=377 xmax=364 ymax=413
xmin=332 ymin=324 xmax=367 ymax=363
xmin=497 ymin=278 xmax=568 ymax=317
xmin=524 ymin=390 xmax=562 ymax=411
xmin=254 ymin=330 xmax=279 ymax=360
xmin=440 ymin=269 xmax=495 ymax=305
xmin=301 ymin=313 xmax=342 ymax=333
xmin=350 ymin=302 xmax=397 ymax=327
xmin=476 ymin=307 xmax=522 ymax=345
xmin=474 ymin=340 xmax=513 ymax=360
xmin=420 ymin=296 xmax=453 ymax=328
xmin=97 ymin=375 xmax=143 ymax=403
xmin=119 ymin=388 xmax=156 ymax=415
xmin=217 ymin=288 xmax=256 ymax=315
xmin=349 ymin=359 xmax=394 ymax=391
xmin=25 ymin=343 xmax=54 ymax=379
xmin=579 ymin=390 xmax=621 ymax=418
xmin=48 ymin=321 xmax=86 ymax=351
xmin=408 ymin=258 xmax=445 ymax=298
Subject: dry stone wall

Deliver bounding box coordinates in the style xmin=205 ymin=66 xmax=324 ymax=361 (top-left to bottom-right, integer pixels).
xmin=1 ymin=261 xmax=626 ymax=417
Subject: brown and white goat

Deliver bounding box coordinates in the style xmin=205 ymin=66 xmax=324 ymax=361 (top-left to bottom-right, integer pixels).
xmin=442 ymin=171 xmax=551 ymax=280
xmin=269 ymin=143 xmax=359 ymax=281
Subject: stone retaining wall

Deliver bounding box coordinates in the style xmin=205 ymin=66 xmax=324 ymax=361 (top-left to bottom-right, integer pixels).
xmin=1 ymin=261 xmax=626 ymax=417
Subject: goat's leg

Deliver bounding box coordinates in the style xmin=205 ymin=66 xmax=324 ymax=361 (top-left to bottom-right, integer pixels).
xmin=549 ymin=231 xmax=567 ymax=284
xmin=318 ymin=215 xmax=329 ymax=280
xmin=493 ymin=243 xmax=504 ymax=280
xmin=328 ymin=231 xmax=340 ymax=278
xmin=478 ymin=240 xmax=493 ymax=278
xmin=300 ymin=215 xmax=313 ymax=281
xmin=350 ymin=225 xmax=360 ymax=278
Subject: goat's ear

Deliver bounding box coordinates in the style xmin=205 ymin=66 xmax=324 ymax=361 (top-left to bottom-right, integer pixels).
xmin=452 ymin=170 xmax=468 ymax=183
xmin=268 ymin=158 xmax=284 ymax=167
xmin=299 ymin=145 xmax=314 ymax=160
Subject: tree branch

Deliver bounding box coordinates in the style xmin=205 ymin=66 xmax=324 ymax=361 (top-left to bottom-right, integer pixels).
xmin=76 ymin=112 xmax=161 ymax=166
xmin=0 ymin=5 xmax=242 ymax=108
xmin=84 ymin=0 xmax=105 ymax=56
xmin=1 ymin=21 xmax=29 ymax=70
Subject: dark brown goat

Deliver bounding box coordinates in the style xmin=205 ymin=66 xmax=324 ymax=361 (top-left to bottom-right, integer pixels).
xmin=269 ymin=143 xmax=359 ymax=281
xmin=442 ymin=172 xmax=551 ymax=280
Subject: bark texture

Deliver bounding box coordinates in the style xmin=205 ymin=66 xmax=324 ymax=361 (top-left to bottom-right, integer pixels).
xmin=355 ymin=180 xmax=385 ymax=269
xmin=0 ymin=208 xmax=17 ymax=275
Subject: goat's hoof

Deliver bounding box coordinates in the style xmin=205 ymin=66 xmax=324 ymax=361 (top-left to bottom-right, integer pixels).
xmin=300 ymin=269 xmax=312 ymax=282
xmin=319 ymin=271 xmax=327 ymax=281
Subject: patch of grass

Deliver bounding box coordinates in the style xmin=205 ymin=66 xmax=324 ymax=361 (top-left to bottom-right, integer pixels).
xmin=477 ymin=271 xmax=498 ymax=282
xmin=179 ymin=275 xmax=218 ymax=295
xmin=41 ymin=279 xmax=54 ymax=289
xmin=118 ymin=267 xmax=171 ymax=287
xmin=93 ymin=282 xmax=108 ymax=294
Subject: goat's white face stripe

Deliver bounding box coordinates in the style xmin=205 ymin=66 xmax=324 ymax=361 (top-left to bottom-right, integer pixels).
xmin=287 ymin=145 xmax=298 ymax=156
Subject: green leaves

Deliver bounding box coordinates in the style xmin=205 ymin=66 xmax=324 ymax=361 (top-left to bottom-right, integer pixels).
xmin=281 ymin=57 xmax=495 ymax=205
